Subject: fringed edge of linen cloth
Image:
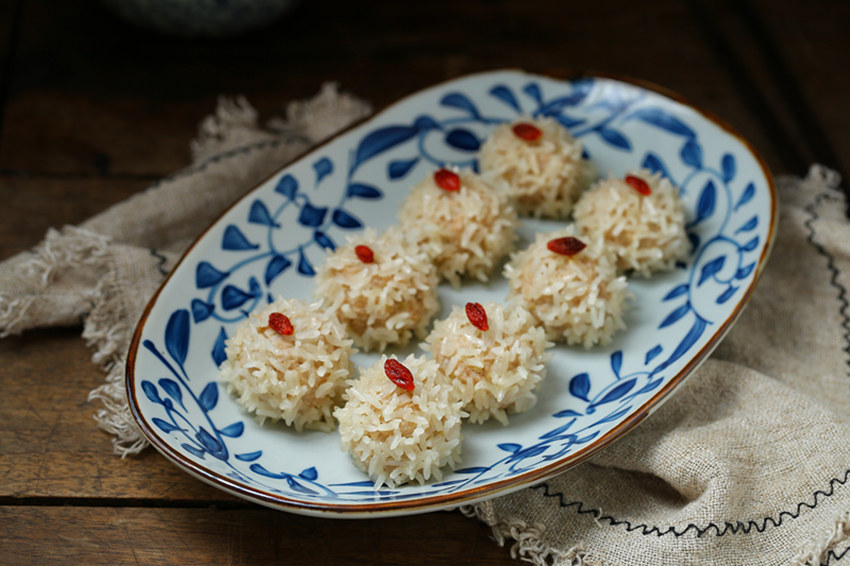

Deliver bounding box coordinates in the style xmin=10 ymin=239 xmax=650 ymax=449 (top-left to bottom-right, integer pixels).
xmin=100 ymin=87 xmax=367 ymax=456
xmin=0 ymin=84 xmax=370 ymax=457
xmin=190 ymin=81 xmax=369 ymax=163
xmin=0 ymin=227 xmax=112 ymax=337
xmin=0 ymin=226 xmax=145 ymax=454
xmin=786 ymin=167 xmax=850 ymax=566
xmin=792 ymin=507 xmax=850 ymax=566
xmin=0 ymin=225 xmax=148 ymax=456
xmin=460 ymin=503 xmax=599 ymax=566
xmin=462 ymin=164 xmax=847 ymax=566
xmin=0 ymin=294 xmax=33 ymax=338
xmin=84 ymin=245 xmax=148 ymax=456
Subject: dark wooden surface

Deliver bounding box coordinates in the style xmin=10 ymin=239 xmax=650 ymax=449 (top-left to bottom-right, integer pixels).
xmin=0 ymin=1 xmax=847 ymax=564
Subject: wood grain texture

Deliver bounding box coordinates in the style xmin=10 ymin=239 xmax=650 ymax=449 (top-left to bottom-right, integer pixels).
xmin=685 ymin=0 xmax=810 ymax=177
xmin=0 ymin=326 xmax=236 ymax=502
xmin=749 ymin=0 xmax=849 ymax=179
xmin=1 ymin=0 xmax=846 ymax=564
xmin=0 ymin=0 xmax=784 ymax=177
xmin=0 ymin=177 xmax=150 ymax=259
xmin=0 ymin=0 xmax=23 ymax=138
xmin=0 ymin=506 xmax=512 ymax=565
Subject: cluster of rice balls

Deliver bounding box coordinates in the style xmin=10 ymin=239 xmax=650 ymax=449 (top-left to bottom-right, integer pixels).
xmin=217 ymin=115 xmax=690 ymax=488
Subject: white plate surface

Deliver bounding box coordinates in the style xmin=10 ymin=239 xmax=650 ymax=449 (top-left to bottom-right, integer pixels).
xmin=127 ymin=70 xmax=777 ymax=517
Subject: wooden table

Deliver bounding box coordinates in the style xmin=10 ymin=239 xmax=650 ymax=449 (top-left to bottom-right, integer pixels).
xmin=1 ymin=1 xmax=847 ymax=563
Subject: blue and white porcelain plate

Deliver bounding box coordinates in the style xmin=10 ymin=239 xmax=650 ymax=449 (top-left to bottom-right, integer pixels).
xmin=127 ymin=70 xmax=777 ymax=517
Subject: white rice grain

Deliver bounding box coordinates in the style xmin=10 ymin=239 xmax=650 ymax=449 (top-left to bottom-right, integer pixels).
xmin=504 ymin=226 xmax=631 ymax=348
xmin=313 ymin=227 xmax=440 ymax=352
xmin=479 ymin=116 xmax=595 ymax=219
xmin=574 ymin=169 xmax=690 ymax=277
xmin=423 ymin=302 xmax=553 ymax=425
xmin=334 ymin=354 xmax=465 ymax=488
xmin=398 ymin=168 xmax=518 ymax=288
xmin=218 ymin=297 xmax=355 ymax=432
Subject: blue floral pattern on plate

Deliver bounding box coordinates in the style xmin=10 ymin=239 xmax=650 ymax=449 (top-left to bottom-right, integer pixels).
xmin=128 ymin=70 xmax=777 ymax=517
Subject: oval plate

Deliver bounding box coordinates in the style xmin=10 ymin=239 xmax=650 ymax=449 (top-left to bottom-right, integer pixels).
xmin=127 ymin=70 xmax=777 ymax=517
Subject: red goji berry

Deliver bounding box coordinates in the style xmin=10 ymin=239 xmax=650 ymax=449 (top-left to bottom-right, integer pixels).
xmin=384 ymin=358 xmax=414 ymax=392
xmin=269 ymin=312 xmax=294 ymax=336
xmin=512 ymin=122 xmax=543 ymax=142
xmin=355 ymin=244 xmax=374 ymax=263
xmin=465 ymin=302 xmax=489 ymax=331
xmin=547 ymin=236 xmax=587 ymax=256
xmin=434 ymin=168 xmax=461 ymax=192
xmin=625 ymin=174 xmax=651 ymax=196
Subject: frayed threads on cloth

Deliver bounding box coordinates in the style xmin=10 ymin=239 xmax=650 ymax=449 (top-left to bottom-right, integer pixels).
xmin=21 ymin=226 xmax=112 ymax=285
xmin=83 ymin=265 xmax=147 ymax=457
xmin=791 ymin=507 xmax=850 ymax=566
xmin=777 ymin=164 xmax=843 ymax=198
xmin=0 ymin=226 xmax=111 ymax=337
xmin=461 ymin=502 xmax=599 ymax=566
xmin=0 ymin=294 xmax=36 ymax=338
xmin=0 ymin=84 xmax=373 ymax=458
xmin=190 ymin=95 xmax=279 ymax=164
xmin=0 ymin=225 xmax=148 ymax=455
xmin=271 ymin=81 xmax=371 ymax=143
xmin=802 ymin=164 xmax=842 ymax=195
xmin=88 ymin=373 xmax=147 ymax=457
xmin=192 ymin=82 xmax=371 ymax=164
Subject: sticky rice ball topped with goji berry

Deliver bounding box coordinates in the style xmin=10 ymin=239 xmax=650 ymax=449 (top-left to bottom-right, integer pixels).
xmin=422 ymin=301 xmax=553 ymax=426
xmin=397 ymin=167 xmax=519 ymax=288
xmin=478 ymin=116 xmax=596 ymax=219
xmin=313 ymin=227 xmax=440 ymax=353
xmin=574 ymin=169 xmax=690 ymax=277
xmin=504 ymin=225 xmax=631 ymax=348
xmin=334 ymin=354 xmax=465 ymax=489
xmin=218 ymin=297 xmax=355 ymax=432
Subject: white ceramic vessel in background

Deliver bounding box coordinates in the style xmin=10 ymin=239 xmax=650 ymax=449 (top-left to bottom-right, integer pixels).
xmin=127 ymin=69 xmax=777 ymax=517
xmin=99 ymin=0 xmax=299 ymax=37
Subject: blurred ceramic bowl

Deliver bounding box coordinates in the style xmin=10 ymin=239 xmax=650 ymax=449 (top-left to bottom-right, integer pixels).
xmin=99 ymin=0 xmax=300 ymax=38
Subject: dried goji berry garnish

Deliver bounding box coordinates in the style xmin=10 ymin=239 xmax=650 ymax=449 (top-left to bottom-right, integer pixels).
xmin=465 ymin=302 xmax=489 ymax=331
xmin=624 ymin=174 xmax=651 ymax=196
xmin=354 ymin=244 xmax=374 ymax=263
xmin=268 ymin=312 xmax=294 ymax=336
xmin=547 ymin=236 xmax=587 ymax=256
xmin=512 ymin=122 xmax=543 ymax=142
xmin=384 ymin=358 xmax=414 ymax=392
xmin=434 ymin=168 xmax=461 ymax=192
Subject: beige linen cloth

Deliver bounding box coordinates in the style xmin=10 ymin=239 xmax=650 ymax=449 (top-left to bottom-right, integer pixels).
xmin=1 ymin=87 xmax=849 ymax=566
